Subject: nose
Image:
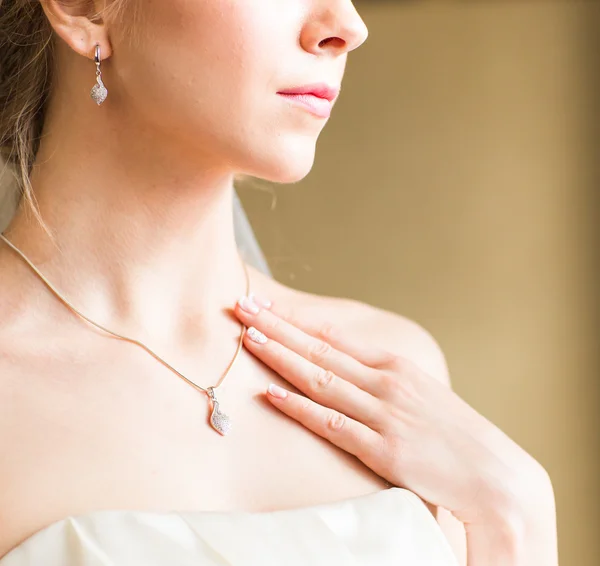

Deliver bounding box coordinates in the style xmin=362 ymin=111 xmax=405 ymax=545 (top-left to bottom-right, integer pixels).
xmin=302 ymin=0 xmax=369 ymax=56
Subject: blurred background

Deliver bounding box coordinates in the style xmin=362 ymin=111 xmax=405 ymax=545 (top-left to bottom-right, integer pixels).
xmin=0 ymin=0 xmax=596 ymax=564
xmin=237 ymin=1 xmax=599 ymax=564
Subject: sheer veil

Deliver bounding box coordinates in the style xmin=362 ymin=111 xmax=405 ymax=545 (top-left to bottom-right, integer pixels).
xmin=233 ymin=189 xmax=273 ymax=277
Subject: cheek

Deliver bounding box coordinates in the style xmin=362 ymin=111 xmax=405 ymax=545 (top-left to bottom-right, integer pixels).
xmin=112 ymin=0 xmax=316 ymax=180
xmin=116 ymin=1 xmax=292 ymax=135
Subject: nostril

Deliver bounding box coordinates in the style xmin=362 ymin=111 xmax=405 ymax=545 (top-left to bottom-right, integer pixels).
xmin=319 ymin=37 xmax=342 ymax=48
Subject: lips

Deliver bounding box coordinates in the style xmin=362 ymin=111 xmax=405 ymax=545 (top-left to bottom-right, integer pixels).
xmin=277 ymin=83 xmax=339 ymax=102
xmin=277 ymin=93 xmax=333 ymax=118
xmin=277 ymin=83 xmax=340 ymax=118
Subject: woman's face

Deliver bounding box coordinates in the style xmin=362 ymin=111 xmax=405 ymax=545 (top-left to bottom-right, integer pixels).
xmin=109 ymin=0 xmax=369 ymax=183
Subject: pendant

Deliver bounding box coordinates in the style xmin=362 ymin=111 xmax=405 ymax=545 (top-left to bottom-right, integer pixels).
xmin=90 ymin=75 xmax=108 ymax=106
xmin=207 ymin=387 xmax=232 ymax=436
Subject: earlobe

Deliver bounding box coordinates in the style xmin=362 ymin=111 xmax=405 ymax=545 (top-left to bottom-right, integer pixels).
xmin=39 ymin=0 xmax=112 ymax=60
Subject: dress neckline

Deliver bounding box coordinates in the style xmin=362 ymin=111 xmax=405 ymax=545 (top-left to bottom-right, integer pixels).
xmin=1 ymin=486 xmax=416 ymax=562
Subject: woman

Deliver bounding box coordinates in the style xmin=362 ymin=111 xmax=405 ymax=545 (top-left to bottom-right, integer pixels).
xmin=0 ymin=0 xmax=558 ymax=564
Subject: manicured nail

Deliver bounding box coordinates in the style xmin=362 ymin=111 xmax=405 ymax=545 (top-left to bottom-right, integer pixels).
xmin=249 ymin=293 xmax=272 ymax=309
xmin=238 ymin=295 xmax=260 ymax=314
xmin=247 ymin=326 xmax=267 ymax=344
xmin=268 ymin=383 xmax=288 ymax=399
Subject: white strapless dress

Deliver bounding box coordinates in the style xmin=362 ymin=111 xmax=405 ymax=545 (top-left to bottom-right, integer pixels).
xmin=0 ymin=487 xmax=459 ymax=565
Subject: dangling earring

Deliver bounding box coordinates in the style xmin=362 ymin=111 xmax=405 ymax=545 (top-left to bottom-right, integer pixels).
xmin=90 ymin=43 xmax=108 ymax=105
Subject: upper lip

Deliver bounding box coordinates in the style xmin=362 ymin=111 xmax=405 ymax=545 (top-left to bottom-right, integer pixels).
xmin=277 ymin=83 xmax=340 ymax=102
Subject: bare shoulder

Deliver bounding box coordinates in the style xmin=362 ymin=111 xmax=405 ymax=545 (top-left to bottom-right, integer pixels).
xmin=340 ymin=299 xmax=452 ymax=386
xmin=274 ymin=284 xmax=451 ymax=387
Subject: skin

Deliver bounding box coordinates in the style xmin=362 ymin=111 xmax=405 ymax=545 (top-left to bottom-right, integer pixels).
xmin=0 ymin=0 xmax=393 ymax=557
xmin=0 ymin=0 xmax=557 ymax=564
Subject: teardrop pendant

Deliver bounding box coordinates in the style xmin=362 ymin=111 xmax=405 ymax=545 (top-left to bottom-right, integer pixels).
xmin=207 ymin=387 xmax=232 ymax=436
xmin=91 ymin=75 xmax=108 ymax=106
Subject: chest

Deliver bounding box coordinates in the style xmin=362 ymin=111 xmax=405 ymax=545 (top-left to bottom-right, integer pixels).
xmin=1 ymin=332 xmax=388 ymax=555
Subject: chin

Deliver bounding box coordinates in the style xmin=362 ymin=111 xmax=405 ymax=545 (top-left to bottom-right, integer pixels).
xmin=238 ymin=145 xmax=317 ymax=185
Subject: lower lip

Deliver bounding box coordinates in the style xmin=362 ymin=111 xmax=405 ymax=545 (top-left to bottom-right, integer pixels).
xmin=277 ymin=93 xmax=332 ymax=118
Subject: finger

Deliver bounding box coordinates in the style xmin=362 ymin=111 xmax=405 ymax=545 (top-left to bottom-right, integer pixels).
xmin=253 ymin=296 xmax=398 ymax=369
xmin=264 ymin=381 xmax=384 ymax=462
xmin=235 ymin=298 xmax=383 ymax=397
xmin=243 ymin=326 xmax=387 ymax=432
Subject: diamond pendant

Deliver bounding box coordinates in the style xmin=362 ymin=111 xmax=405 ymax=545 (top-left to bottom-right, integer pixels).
xmin=207 ymin=387 xmax=232 ymax=436
xmin=90 ymin=75 xmax=108 ymax=106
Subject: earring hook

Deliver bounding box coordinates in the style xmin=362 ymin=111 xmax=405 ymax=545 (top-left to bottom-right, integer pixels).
xmin=90 ymin=43 xmax=108 ymax=105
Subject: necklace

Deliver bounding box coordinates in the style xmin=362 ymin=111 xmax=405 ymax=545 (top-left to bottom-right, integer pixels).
xmin=0 ymin=232 xmax=250 ymax=437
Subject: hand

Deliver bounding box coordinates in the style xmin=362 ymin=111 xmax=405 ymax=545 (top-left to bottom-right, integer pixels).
xmin=234 ymin=294 xmax=550 ymax=527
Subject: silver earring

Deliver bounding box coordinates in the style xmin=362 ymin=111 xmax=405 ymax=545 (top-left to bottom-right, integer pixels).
xmin=90 ymin=43 xmax=108 ymax=105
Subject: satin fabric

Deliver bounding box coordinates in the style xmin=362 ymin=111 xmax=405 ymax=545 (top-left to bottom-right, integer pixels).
xmin=0 ymin=487 xmax=459 ymax=566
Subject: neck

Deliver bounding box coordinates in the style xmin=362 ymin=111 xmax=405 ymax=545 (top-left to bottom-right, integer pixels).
xmin=1 ymin=111 xmax=253 ymax=353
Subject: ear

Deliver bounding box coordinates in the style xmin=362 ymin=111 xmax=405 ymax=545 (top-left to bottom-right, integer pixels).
xmin=39 ymin=0 xmax=113 ymax=60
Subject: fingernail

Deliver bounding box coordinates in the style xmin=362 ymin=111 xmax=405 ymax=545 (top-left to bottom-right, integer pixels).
xmin=238 ymin=295 xmax=260 ymax=314
xmin=247 ymin=326 xmax=268 ymax=344
xmin=268 ymin=383 xmax=288 ymax=399
xmin=249 ymin=293 xmax=272 ymax=309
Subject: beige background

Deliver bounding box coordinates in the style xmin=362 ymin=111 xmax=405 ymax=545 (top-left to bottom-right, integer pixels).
xmin=0 ymin=1 xmax=596 ymax=564
xmin=238 ymin=2 xmax=599 ymax=564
